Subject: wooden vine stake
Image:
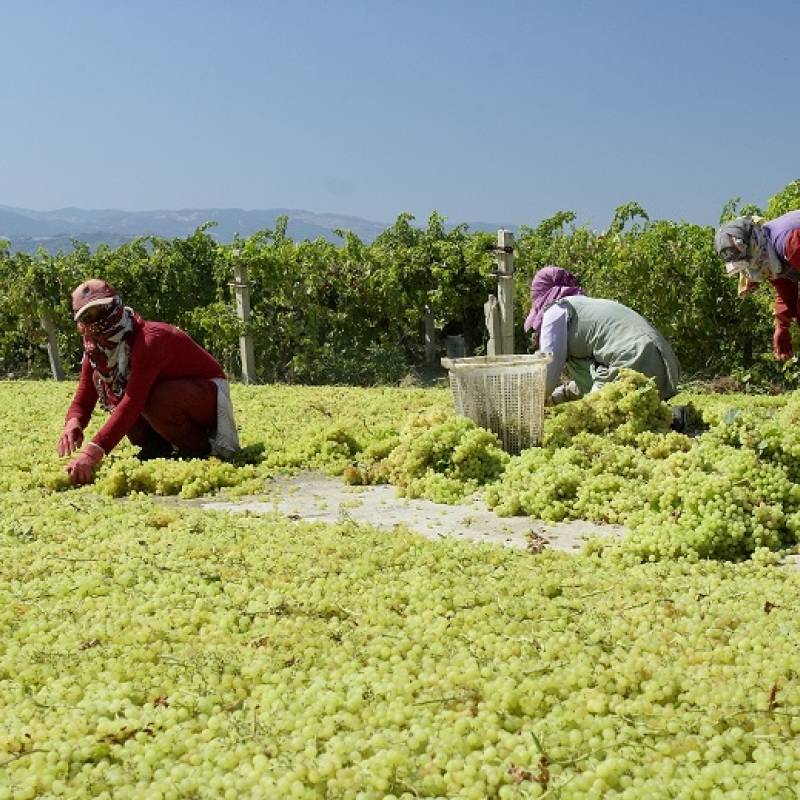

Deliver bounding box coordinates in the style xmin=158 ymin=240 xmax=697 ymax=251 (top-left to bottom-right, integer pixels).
xmin=231 ymin=253 xmax=256 ymax=383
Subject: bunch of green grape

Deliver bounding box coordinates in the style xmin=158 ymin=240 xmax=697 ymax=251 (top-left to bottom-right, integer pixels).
xmin=93 ymin=455 xmax=259 ymax=499
xmin=701 ymin=393 xmax=800 ymax=482
xmin=382 ymin=411 xmax=511 ymax=504
xmin=596 ymin=435 xmax=800 ymax=562
xmin=544 ymin=369 xmax=673 ymax=449
xmin=604 ymin=390 xmax=800 ymax=562
xmin=484 ymin=427 xmax=690 ymax=525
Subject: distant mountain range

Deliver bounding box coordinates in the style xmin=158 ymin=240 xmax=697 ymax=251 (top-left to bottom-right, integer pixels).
xmin=0 ymin=205 xmax=516 ymax=255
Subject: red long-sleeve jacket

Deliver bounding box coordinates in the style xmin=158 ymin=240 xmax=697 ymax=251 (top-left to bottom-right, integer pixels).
xmin=65 ymin=321 xmax=225 ymax=455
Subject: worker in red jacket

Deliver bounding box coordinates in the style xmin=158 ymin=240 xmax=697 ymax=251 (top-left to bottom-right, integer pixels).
xmin=57 ymin=279 xmax=240 ymax=485
xmin=715 ymin=210 xmax=800 ymax=361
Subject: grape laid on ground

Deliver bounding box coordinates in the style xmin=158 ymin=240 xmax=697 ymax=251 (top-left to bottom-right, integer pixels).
xmin=3 ymin=377 xmax=800 ymax=798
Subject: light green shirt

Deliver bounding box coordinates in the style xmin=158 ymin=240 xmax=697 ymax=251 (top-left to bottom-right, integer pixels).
xmin=553 ymin=296 xmax=681 ymax=399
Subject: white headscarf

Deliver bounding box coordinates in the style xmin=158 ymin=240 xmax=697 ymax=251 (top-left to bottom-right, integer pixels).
xmin=723 ymin=217 xmax=782 ymax=282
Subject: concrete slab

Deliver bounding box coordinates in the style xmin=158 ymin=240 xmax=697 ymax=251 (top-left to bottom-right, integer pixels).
xmin=201 ymin=471 xmax=626 ymax=553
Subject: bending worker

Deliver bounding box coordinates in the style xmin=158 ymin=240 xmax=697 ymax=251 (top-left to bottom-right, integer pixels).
xmin=714 ymin=210 xmax=800 ymax=362
xmin=57 ymin=279 xmax=240 ymax=485
xmin=525 ymin=265 xmax=682 ymax=405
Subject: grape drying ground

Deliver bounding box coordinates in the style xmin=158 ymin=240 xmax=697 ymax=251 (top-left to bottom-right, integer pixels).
xmin=6 ymin=378 xmax=800 ymax=799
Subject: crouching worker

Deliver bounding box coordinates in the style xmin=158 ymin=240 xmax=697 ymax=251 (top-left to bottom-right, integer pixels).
xmin=57 ymin=279 xmax=240 ymax=485
xmin=714 ymin=211 xmax=800 ymax=362
xmin=525 ymin=266 xmax=683 ymax=413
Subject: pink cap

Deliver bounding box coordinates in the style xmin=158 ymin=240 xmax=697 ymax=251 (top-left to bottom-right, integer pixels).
xmin=71 ymin=279 xmax=118 ymax=321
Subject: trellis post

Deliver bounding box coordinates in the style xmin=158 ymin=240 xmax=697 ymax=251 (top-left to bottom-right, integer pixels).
xmin=424 ymin=304 xmax=436 ymax=363
xmin=41 ymin=308 xmax=65 ymax=381
xmin=231 ymin=252 xmax=256 ymax=383
xmin=485 ymin=229 xmax=515 ymax=354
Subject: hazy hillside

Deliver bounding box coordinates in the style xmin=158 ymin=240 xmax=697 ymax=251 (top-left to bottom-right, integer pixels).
xmin=0 ymin=205 xmax=390 ymax=254
xmin=0 ymin=205 xmax=516 ymax=255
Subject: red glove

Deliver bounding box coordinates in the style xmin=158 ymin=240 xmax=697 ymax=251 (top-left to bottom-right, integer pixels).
xmin=774 ymin=328 xmax=794 ymax=362
xmin=770 ymin=277 xmax=799 ymax=362
xmin=58 ymin=418 xmax=84 ymax=457
xmin=66 ymin=442 xmax=104 ymax=485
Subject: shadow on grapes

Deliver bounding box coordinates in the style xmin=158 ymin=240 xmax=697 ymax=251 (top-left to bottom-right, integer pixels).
xmin=229 ymin=442 xmax=267 ymax=466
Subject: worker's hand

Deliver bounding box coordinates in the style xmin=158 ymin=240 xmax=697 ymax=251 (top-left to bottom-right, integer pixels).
xmin=550 ymin=381 xmax=583 ymax=405
xmin=736 ymin=273 xmax=759 ymax=298
xmin=774 ymin=326 xmax=794 ymax=362
xmin=66 ymin=443 xmax=104 ymax=485
xmin=57 ymin=418 xmax=84 ymax=457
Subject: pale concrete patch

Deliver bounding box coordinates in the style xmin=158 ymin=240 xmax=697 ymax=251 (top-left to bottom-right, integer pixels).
xmin=780 ymin=554 xmax=800 ymax=571
xmin=201 ymin=471 xmax=626 ymax=553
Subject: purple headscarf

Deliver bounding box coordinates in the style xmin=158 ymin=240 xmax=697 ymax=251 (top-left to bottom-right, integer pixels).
xmin=523 ymin=266 xmax=586 ymax=333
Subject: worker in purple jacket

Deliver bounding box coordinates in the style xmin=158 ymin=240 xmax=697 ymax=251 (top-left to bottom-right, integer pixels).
xmin=715 ymin=210 xmax=800 ymax=361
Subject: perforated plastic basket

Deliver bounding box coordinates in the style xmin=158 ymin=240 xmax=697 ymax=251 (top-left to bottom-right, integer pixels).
xmin=441 ymin=353 xmax=553 ymax=455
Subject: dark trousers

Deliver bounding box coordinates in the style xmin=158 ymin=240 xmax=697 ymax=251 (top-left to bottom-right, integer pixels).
xmin=127 ymin=378 xmax=217 ymax=458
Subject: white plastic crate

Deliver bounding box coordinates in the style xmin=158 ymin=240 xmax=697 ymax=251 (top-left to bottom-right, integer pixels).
xmin=441 ymin=353 xmax=553 ymax=455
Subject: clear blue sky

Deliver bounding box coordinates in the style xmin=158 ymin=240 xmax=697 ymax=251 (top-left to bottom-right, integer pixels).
xmin=3 ymin=0 xmax=798 ymax=231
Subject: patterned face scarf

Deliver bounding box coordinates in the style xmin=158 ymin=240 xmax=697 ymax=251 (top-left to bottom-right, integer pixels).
xmin=746 ymin=224 xmax=782 ymax=281
xmin=77 ymin=297 xmax=142 ymax=411
xmin=717 ymin=216 xmax=781 ymax=282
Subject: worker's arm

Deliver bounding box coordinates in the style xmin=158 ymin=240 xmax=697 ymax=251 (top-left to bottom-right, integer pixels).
xmin=538 ymin=303 xmax=569 ymax=396
xmin=784 ymin=229 xmax=800 ymax=270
